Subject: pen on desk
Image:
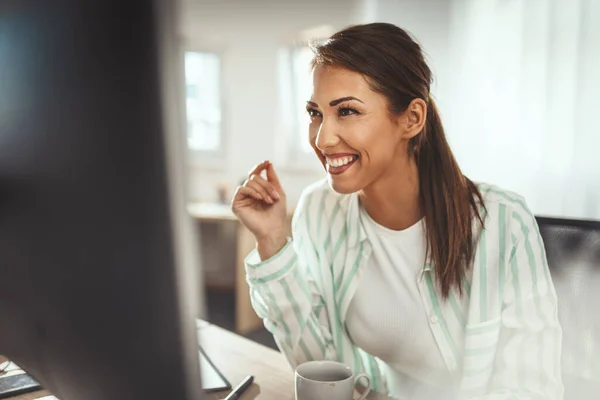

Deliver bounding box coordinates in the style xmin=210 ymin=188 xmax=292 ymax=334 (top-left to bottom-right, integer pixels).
xmin=224 ymin=375 xmax=254 ymax=400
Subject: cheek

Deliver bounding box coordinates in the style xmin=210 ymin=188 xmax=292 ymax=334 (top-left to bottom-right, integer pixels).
xmin=354 ymin=130 xmax=399 ymax=167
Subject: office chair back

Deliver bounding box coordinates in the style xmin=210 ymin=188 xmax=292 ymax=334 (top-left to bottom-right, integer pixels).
xmin=537 ymin=216 xmax=600 ymax=399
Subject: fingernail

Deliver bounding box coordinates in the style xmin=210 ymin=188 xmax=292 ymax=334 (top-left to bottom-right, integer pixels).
xmin=266 ymin=196 xmax=274 ymax=204
xmin=272 ymin=191 xmax=280 ymax=200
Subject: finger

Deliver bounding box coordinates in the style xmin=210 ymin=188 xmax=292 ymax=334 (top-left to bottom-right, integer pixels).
xmin=247 ymin=160 xmax=270 ymax=177
xmin=266 ymin=162 xmax=283 ymax=191
xmin=231 ymin=189 xmax=259 ymax=212
xmin=248 ymin=174 xmax=279 ymax=201
xmin=246 ymin=179 xmax=274 ymax=204
xmin=234 ymin=185 xmax=263 ymax=202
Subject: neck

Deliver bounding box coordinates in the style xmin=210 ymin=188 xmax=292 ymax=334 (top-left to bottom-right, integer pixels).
xmin=359 ymin=154 xmax=421 ymax=231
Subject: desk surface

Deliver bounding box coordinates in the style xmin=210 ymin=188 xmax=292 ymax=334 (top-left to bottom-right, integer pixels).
xmin=5 ymin=321 xmax=385 ymax=400
xmin=188 ymin=202 xmax=238 ymax=222
xmin=199 ymin=320 xmax=294 ymax=399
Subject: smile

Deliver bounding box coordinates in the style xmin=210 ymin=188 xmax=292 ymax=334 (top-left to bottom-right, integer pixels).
xmin=325 ymin=155 xmax=359 ymax=175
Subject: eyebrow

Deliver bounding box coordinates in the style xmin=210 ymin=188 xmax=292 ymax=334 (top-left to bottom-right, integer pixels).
xmin=306 ymin=96 xmax=364 ymax=108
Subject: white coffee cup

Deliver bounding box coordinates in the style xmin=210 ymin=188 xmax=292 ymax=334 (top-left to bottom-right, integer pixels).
xmin=295 ymin=360 xmax=371 ymax=400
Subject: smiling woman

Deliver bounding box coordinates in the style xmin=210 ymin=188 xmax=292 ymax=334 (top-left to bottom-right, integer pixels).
xmin=231 ymin=23 xmax=563 ymax=400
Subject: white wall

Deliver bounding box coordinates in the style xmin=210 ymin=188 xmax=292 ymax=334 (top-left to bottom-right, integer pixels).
xmin=178 ymin=0 xmax=454 ymax=206
xmin=366 ymin=0 xmax=453 ymax=105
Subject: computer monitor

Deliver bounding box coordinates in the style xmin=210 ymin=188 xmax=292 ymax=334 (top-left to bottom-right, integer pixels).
xmin=0 ymin=0 xmax=207 ymax=399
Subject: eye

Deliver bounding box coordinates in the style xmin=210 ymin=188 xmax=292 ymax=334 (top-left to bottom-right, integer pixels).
xmin=338 ymin=106 xmax=359 ymax=117
xmin=306 ymin=107 xmax=322 ymax=119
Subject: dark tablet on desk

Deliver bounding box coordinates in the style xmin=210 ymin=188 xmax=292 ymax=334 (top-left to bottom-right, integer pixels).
xmin=199 ymin=347 xmax=231 ymax=393
xmin=0 ymin=371 xmax=41 ymax=399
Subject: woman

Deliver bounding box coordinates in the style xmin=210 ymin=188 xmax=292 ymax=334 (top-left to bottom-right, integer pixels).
xmin=231 ymin=23 xmax=563 ymax=399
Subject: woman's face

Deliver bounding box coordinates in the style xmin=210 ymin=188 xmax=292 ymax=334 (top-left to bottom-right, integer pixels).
xmin=307 ymin=65 xmax=411 ymax=194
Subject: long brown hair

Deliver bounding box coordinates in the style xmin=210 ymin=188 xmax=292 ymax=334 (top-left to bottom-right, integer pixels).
xmin=311 ymin=23 xmax=486 ymax=299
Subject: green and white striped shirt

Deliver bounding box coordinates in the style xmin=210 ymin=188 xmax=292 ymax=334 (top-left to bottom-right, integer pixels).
xmin=245 ymin=178 xmax=563 ymax=399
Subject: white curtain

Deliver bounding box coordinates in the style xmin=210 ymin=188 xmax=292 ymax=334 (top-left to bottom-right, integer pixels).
xmin=441 ymin=0 xmax=600 ymax=220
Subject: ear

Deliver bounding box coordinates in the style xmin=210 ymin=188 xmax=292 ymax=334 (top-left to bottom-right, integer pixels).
xmin=400 ymin=98 xmax=427 ymax=140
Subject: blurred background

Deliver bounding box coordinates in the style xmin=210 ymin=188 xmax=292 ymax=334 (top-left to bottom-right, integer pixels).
xmin=178 ymin=0 xmax=600 ymax=349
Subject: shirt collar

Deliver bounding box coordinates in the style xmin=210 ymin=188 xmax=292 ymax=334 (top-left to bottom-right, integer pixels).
xmin=346 ymin=192 xmax=367 ymax=249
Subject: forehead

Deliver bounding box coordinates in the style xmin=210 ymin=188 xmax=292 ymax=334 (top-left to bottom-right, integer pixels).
xmin=310 ymin=65 xmax=375 ymax=103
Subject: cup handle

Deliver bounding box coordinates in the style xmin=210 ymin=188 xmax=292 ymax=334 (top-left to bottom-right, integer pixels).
xmin=354 ymin=372 xmax=371 ymax=400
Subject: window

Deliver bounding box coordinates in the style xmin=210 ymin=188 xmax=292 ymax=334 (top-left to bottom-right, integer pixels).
xmin=277 ymin=44 xmax=319 ymax=168
xmin=184 ymin=51 xmax=222 ymax=154
xmin=290 ymin=46 xmax=315 ymax=156
xmin=278 ymin=26 xmax=335 ymax=168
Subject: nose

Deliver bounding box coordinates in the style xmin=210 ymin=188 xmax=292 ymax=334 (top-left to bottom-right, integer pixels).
xmin=315 ymin=120 xmax=340 ymax=151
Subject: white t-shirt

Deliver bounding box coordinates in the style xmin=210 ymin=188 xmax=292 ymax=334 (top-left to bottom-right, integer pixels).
xmin=345 ymin=204 xmax=452 ymax=395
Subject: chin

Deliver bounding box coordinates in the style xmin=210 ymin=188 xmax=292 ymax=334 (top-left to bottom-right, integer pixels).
xmin=327 ymin=176 xmax=360 ymax=194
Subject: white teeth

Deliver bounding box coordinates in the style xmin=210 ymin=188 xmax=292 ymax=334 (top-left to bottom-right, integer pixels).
xmin=326 ymin=155 xmax=357 ymax=168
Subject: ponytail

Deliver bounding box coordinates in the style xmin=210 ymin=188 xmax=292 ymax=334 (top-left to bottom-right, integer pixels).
xmin=413 ymin=97 xmax=485 ymax=298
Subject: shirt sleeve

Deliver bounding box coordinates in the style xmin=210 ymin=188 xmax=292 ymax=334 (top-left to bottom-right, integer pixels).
xmin=244 ymin=193 xmax=337 ymax=368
